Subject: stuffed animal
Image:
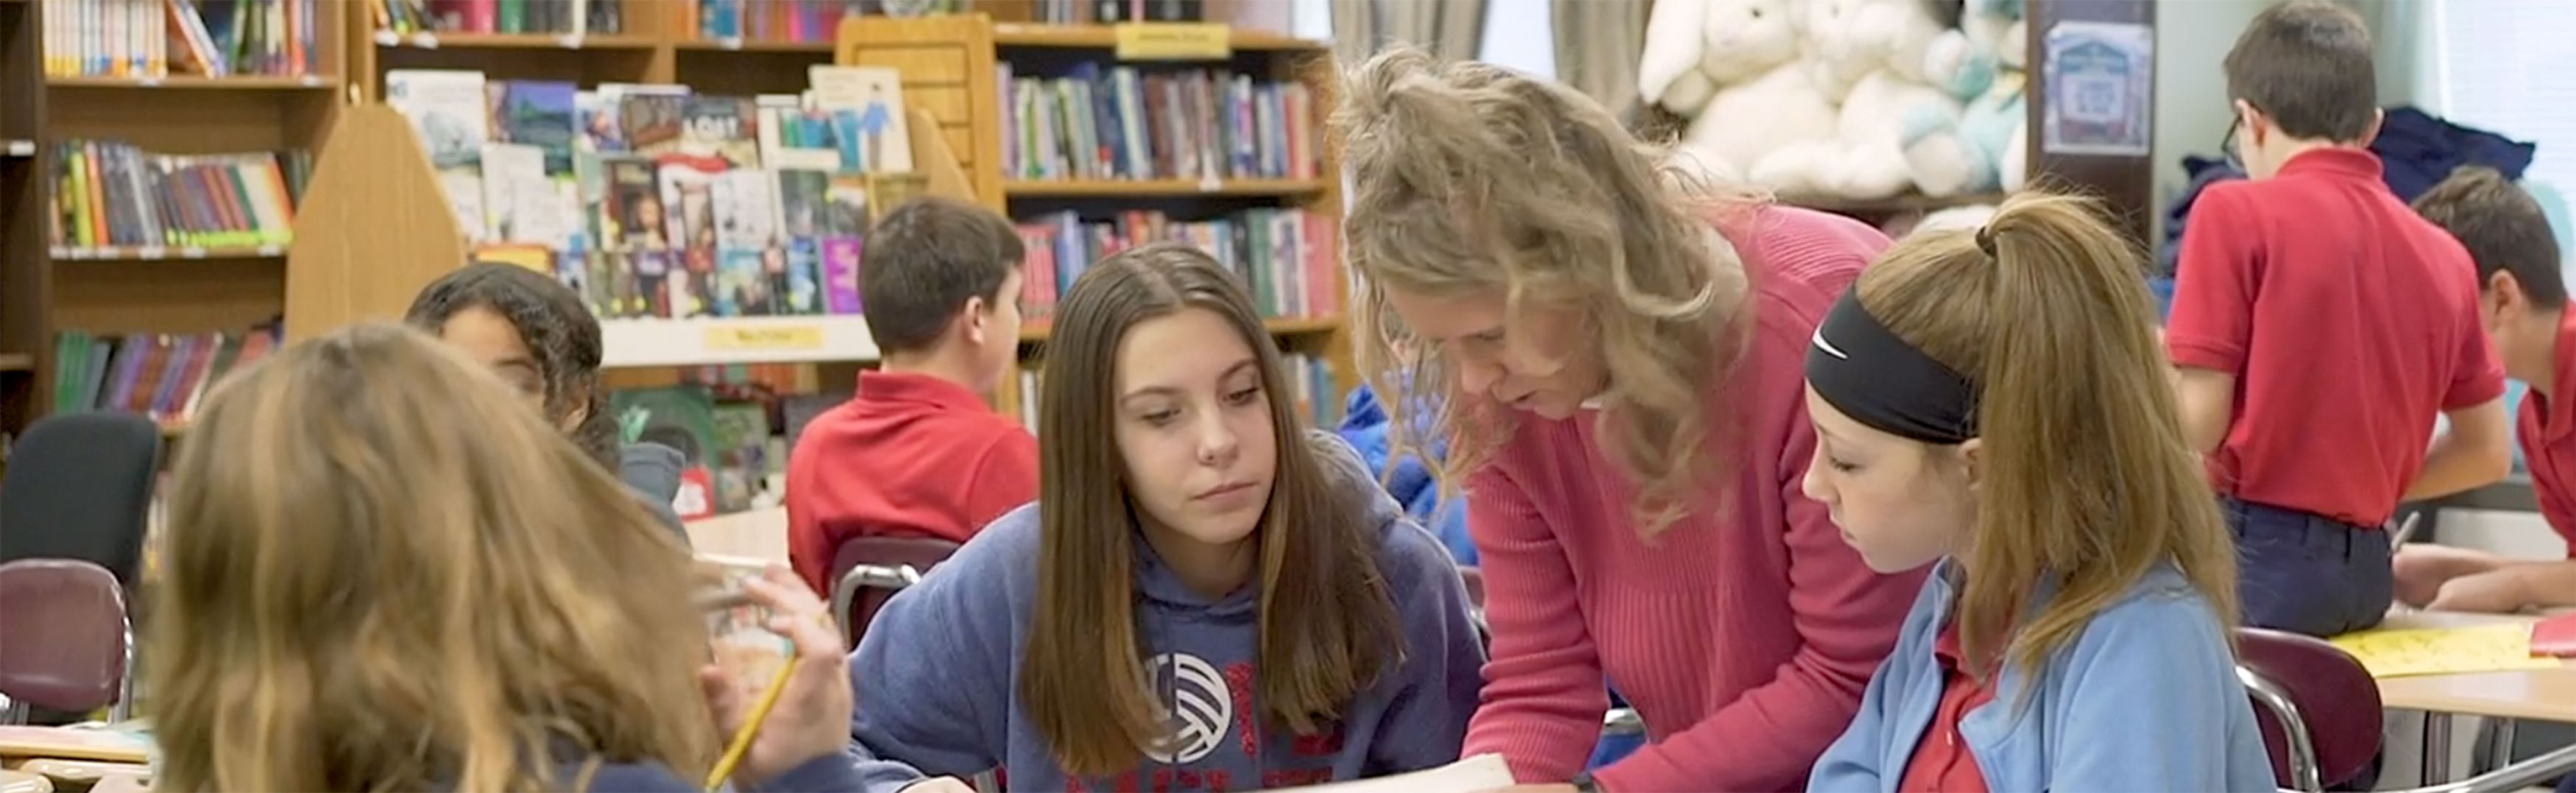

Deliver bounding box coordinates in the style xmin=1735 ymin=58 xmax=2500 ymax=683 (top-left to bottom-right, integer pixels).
xmin=1801 ymin=0 xmax=1950 ymax=101
xmin=1752 ymin=0 xmax=1962 ymax=199
xmin=1902 ymin=70 xmax=2025 ymax=196
xmin=1923 ymin=0 xmax=2023 ymax=99
xmin=1636 ymin=0 xmax=1839 ymax=188
xmin=1903 ymin=0 xmax=2027 ymax=197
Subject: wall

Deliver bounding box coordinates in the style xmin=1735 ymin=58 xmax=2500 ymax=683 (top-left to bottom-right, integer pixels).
xmin=2148 ymin=0 xmax=2267 ymax=243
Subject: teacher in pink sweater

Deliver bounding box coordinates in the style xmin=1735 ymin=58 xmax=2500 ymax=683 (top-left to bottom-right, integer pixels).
xmin=1328 ymin=49 xmax=1926 ymax=792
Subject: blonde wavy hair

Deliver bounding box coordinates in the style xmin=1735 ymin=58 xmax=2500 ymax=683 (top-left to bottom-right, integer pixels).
xmin=150 ymin=323 xmax=716 ymax=792
xmin=1331 ymin=46 xmax=1767 ymax=536
xmin=1858 ymin=194 xmax=2237 ymax=675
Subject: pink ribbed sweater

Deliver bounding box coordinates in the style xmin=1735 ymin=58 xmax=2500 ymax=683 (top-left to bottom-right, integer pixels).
xmin=1460 ymin=206 xmax=1927 ymax=792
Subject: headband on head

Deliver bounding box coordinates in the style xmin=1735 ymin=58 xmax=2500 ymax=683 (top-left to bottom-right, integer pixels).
xmin=1805 ymin=289 xmax=1979 ymax=445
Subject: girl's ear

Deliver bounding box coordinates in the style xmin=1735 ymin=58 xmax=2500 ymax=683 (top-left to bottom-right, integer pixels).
xmin=1954 ymin=437 xmax=1985 ymax=491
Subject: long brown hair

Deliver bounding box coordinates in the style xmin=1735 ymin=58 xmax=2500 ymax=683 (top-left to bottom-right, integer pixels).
xmin=1331 ymin=45 xmax=1767 ymax=537
xmin=151 ymin=323 xmax=715 ymax=792
xmin=1019 ymin=243 xmax=1400 ymax=777
xmin=1855 ymin=194 xmax=2236 ymax=675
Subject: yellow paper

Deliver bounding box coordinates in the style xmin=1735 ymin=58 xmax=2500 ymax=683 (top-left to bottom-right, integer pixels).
xmin=1114 ymin=22 xmax=1232 ymax=60
xmin=704 ymin=325 xmax=824 ymax=351
xmin=2328 ymin=623 xmax=2561 ymax=678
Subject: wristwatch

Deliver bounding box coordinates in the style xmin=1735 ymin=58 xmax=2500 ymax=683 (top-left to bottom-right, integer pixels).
xmin=1571 ymin=772 xmax=1601 ymax=793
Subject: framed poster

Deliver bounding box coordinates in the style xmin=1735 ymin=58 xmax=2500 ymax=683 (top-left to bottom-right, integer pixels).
xmin=2043 ymin=21 xmax=2155 ymax=156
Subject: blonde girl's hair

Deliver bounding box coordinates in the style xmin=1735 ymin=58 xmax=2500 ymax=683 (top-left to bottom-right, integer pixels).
xmin=150 ymin=322 xmax=715 ymax=792
xmin=1329 ymin=45 xmax=1767 ymax=538
xmin=1855 ymin=193 xmax=2237 ymax=676
xmin=1019 ymin=243 xmax=1401 ymax=777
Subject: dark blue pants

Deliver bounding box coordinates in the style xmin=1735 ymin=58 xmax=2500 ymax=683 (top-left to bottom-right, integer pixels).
xmin=2224 ymin=498 xmax=2393 ymax=638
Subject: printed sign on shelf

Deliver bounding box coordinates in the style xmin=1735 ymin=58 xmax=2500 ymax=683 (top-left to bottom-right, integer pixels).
xmin=704 ymin=324 xmax=826 ymax=351
xmin=1115 ymin=22 xmax=1232 ymax=61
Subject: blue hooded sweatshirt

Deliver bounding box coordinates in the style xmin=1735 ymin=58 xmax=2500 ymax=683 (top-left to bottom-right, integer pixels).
xmin=846 ymin=431 xmax=1486 ymax=793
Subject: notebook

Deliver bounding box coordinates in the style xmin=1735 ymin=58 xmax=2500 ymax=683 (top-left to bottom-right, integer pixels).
xmin=2530 ymin=612 xmax=2576 ymax=658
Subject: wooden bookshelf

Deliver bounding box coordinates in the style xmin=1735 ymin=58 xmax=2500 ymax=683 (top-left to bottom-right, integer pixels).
xmin=844 ymin=15 xmax=1351 ymax=427
xmin=0 ymin=0 xmax=350 ymax=443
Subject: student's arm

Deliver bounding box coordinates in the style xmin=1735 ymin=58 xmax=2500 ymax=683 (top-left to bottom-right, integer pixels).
xmin=1803 ymin=579 xmax=1936 ymax=792
xmin=960 ymin=430 xmax=1039 ymax=529
xmin=2405 ymin=396 xmax=2512 ymax=501
xmin=2407 ymin=306 xmax=2514 ymax=501
xmin=2429 ymin=559 xmax=2576 ymax=612
xmin=787 ymin=465 xmax=837 ymax=596
xmin=848 ymin=542 xmax=1010 ymax=793
xmin=1365 ymin=518 xmax=1488 ymax=774
xmin=2048 ymin=596 xmax=2274 ymax=790
xmin=1458 ymin=465 xmax=1614 ymax=784
xmin=1587 ymin=403 xmax=1926 ymax=793
xmin=2165 ymin=187 xmax=2259 ymax=455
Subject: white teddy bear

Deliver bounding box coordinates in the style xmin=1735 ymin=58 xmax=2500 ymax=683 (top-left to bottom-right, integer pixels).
xmin=1752 ymin=0 xmax=1962 ymax=199
xmin=1636 ymin=0 xmax=1839 ymax=190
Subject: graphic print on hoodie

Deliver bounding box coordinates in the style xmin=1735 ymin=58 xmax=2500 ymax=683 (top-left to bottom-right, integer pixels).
xmin=846 ymin=431 xmax=1487 ymax=793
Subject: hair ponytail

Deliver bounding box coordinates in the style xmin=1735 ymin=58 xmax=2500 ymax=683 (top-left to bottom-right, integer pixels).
xmin=1857 ymin=194 xmax=2236 ymax=676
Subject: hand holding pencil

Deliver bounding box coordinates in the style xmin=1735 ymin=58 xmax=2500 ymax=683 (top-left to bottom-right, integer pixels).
xmin=698 ymin=565 xmax=854 ymax=791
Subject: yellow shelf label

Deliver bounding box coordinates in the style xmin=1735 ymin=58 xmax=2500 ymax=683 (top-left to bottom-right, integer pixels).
xmin=1115 ymin=22 xmax=1231 ymax=61
xmin=705 ymin=325 xmax=826 ymax=351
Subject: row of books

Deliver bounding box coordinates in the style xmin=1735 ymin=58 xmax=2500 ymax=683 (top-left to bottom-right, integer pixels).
xmin=690 ymin=0 xmax=948 ymax=43
xmin=47 ymin=141 xmax=311 ymax=252
xmin=1016 ymin=208 xmax=1340 ymax=322
xmin=999 ymin=64 xmax=1322 ymax=183
xmin=1032 ymin=0 xmax=1211 ymax=24
xmin=371 ymin=0 xmax=624 ymax=35
xmin=1012 ymin=351 xmax=1340 ymax=431
xmin=384 ymin=67 xmax=921 ymax=320
xmin=43 ymin=0 xmax=321 ymax=79
xmin=49 ymin=323 xmax=283 ymax=425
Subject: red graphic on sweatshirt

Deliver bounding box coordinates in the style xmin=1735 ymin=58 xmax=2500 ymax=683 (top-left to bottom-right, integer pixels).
xmin=1225 ymin=662 xmax=1259 ymax=756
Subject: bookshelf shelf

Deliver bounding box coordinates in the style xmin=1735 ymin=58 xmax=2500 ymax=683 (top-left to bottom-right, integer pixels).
xmin=51 ymin=245 xmax=288 ymax=261
xmin=991 ymin=23 xmax=1324 ymax=51
xmin=0 ymin=353 xmax=29 ymax=373
xmin=598 ymin=315 xmax=881 ymax=369
xmin=2 ymin=139 xmax=28 ymax=157
xmin=1004 ymin=177 xmax=1327 ymax=197
xmin=371 ymin=31 xmax=659 ymax=51
xmin=673 ymin=38 xmax=837 ymax=54
xmin=45 ymin=74 xmax=333 ymax=90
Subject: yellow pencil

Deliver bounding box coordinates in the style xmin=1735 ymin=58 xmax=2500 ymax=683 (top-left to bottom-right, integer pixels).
xmin=704 ymin=658 xmax=797 ymax=792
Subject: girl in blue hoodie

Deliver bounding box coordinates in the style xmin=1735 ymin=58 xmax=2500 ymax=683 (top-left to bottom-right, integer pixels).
xmin=1800 ymin=195 xmax=2276 ymax=792
xmin=848 ymin=243 xmax=1487 ymax=793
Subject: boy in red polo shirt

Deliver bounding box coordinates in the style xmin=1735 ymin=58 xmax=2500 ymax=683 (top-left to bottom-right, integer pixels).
xmin=2167 ymin=1 xmax=2510 ymax=638
xmin=2396 ymin=167 xmax=2576 ymax=613
xmin=785 ymin=197 xmax=1038 ymax=596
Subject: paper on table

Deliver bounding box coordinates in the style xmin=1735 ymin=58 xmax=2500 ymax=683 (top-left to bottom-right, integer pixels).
xmin=1275 ymin=754 xmax=1516 ymax=793
xmin=2329 ymin=623 xmax=2563 ymax=678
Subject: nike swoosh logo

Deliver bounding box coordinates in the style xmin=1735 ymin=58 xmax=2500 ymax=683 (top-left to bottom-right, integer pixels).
xmin=1811 ymin=328 xmax=1850 ymax=359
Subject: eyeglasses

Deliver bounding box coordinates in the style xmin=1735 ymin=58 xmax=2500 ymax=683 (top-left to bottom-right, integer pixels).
xmin=2221 ymin=114 xmax=2243 ymax=171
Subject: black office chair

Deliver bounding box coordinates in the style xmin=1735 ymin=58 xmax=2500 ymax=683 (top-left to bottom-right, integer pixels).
xmin=0 ymin=412 xmax=163 ymax=590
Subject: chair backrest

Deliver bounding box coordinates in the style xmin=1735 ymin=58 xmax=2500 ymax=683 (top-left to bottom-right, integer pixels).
xmin=2235 ymin=627 xmax=2382 ymax=791
xmin=0 ymin=560 xmax=128 ymax=714
xmin=827 ymin=535 xmax=961 ymax=649
xmin=0 ymin=414 xmax=162 ymax=591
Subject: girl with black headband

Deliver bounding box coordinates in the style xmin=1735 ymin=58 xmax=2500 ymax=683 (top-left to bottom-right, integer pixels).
xmin=1801 ymin=194 xmax=2272 ymax=792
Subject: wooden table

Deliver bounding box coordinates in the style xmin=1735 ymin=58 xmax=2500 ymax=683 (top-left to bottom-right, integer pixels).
xmin=2372 ymin=610 xmax=2576 ymax=722
xmin=2368 ymin=610 xmax=2576 ymax=783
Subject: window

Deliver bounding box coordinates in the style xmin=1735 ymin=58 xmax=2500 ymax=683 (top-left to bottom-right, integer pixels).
xmin=2431 ymin=0 xmax=2576 ymax=193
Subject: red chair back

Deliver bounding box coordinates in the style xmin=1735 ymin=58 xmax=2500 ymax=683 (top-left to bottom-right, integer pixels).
xmin=2235 ymin=627 xmax=2382 ymax=791
xmin=827 ymin=536 xmax=961 ymax=650
xmin=0 ymin=560 xmax=127 ymax=714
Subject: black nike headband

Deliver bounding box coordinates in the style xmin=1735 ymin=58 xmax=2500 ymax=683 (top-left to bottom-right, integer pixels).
xmin=1804 ymin=289 xmax=1979 ymax=445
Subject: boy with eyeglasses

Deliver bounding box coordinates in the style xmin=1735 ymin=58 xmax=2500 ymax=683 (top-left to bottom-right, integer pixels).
xmin=2166 ymin=0 xmax=2510 ymax=638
